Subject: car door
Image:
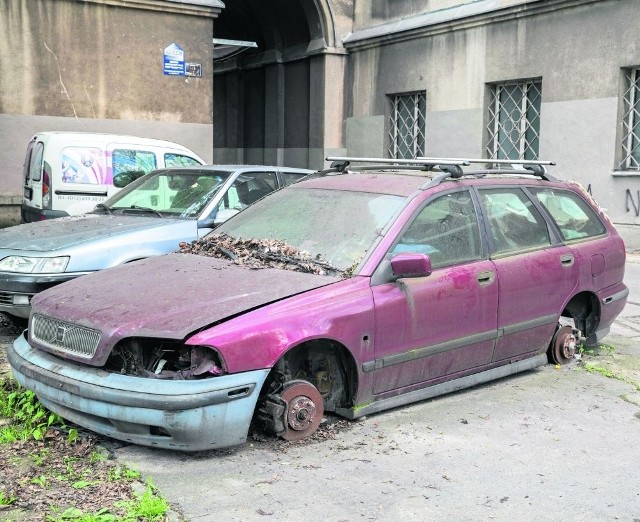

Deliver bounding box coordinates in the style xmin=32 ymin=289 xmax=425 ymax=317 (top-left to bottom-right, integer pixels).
xmin=477 ymin=186 xmax=579 ymax=362
xmin=370 ymin=189 xmax=499 ymax=395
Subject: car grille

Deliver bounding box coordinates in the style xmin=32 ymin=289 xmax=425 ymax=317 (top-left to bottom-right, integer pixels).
xmin=0 ymin=292 xmax=14 ymax=306
xmin=31 ymin=314 xmax=101 ymax=359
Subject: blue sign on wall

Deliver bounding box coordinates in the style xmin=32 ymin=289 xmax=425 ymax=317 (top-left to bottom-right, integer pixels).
xmin=163 ymin=43 xmax=185 ymax=76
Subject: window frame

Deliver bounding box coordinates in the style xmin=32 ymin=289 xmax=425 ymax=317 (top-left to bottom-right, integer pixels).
xmin=620 ymin=67 xmax=640 ymax=170
xmin=486 ymin=79 xmax=542 ymax=161
xmin=388 ymin=91 xmax=427 ymax=160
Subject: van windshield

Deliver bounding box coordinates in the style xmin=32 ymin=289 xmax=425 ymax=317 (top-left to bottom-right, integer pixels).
xmin=104 ymin=169 xmax=231 ymax=219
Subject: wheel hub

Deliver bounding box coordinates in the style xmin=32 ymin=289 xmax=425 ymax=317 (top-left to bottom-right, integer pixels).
xmin=279 ymin=380 xmax=324 ymax=441
xmin=553 ymin=325 xmax=578 ymax=364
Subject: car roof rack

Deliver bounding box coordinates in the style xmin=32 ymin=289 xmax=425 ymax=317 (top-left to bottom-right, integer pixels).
xmin=322 ymin=156 xmax=557 ymax=185
xmin=324 ymin=156 xmax=470 ymax=177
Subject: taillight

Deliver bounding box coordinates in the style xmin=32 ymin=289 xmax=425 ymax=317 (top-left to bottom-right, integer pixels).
xmin=42 ymin=162 xmax=51 ymax=209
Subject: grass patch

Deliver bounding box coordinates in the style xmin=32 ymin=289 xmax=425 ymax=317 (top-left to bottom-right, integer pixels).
xmin=0 ymin=377 xmax=65 ymax=442
xmin=46 ymin=480 xmax=169 ymax=522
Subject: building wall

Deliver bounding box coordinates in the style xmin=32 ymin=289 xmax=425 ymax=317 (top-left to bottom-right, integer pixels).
xmin=343 ymin=0 xmax=640 ymax=232
xmin=0 ymin=0 xmax=219 ymax=206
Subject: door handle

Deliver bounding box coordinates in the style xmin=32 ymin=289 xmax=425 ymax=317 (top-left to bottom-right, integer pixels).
xmin=477 ymin=270 xmax=495 ymax=286
xmin=560 ymin=254 xmax=574 ymax=267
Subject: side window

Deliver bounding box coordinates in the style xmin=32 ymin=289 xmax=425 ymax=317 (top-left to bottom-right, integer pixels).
xmin=29 ymin=142 xmax=44 ymax=182
xmin=480 ymin=188 xmax=551 ymax=255
xmin=164 ymin=153 xmax=201 ymax=168
xmin=280 ymin=172 xmax=308 ymax=186
xmin=393 ymin=190 xmax=481 ymax=269
xmin=218 ymin=172 xmax=278 ymax=211
xmin=112 ymin=149 xmax=157 ymax=183
xmin=61 ymin=147 xmax=107 ymax=184
xmin=530 ymin=188 xmax=606 ymax=240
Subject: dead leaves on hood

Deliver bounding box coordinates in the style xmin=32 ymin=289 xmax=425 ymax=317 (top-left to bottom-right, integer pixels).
xmin=178 ymin=233 xmax=340 ymax=276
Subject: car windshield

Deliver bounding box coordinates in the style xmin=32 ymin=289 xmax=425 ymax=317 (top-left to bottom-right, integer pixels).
xmin=105 ymin=170 xmax=232 ymax=218
xmin=215 ymin=187 xmax=405 ymax=271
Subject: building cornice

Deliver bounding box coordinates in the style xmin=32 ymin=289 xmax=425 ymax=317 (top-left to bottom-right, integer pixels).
xmin=343 ymin=0 xmax=603 ymax=51
xmin=80 ymin=0 xmax=224 ymax=18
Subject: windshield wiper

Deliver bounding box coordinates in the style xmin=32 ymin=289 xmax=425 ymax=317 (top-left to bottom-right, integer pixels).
xmin=256 ymin=251 xmax=342 ymax=275
xmin=122 ymin=205 xmax=164 ymax=218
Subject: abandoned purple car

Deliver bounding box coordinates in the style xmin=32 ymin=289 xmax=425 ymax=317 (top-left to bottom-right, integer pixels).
xmin=8 ymin=157 xmax=628 ymax=451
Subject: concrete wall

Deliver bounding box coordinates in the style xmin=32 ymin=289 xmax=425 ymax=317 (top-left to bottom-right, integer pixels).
xmin=343 ymin=0 xmax=640 ymax=230
xmin=0 ymin=0 xmax=218 ymax=204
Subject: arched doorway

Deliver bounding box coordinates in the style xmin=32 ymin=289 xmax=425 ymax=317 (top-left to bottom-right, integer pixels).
xmin=213 ymin=0 xmax=347 ymax=169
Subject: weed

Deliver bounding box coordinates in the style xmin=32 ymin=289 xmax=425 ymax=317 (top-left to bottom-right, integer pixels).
xmin=46 ymin=506 xmax=116 ymax=522
xmin=45 ymin=481 xmax=169 ymax=522
xmin=116 ymin=479 xmax=168 ymax=521
xmin=583 ymin=363 xmax=615 ymax=378
xmin=89 ymin=448 xmax=109 ymax=464
xmin=31 ymin=449 xmax=51 ymax=466
xmin=0 ymin=490 xmax=17 ymax=506
xmin=0 ymin=376 xmax=64 ymax=442
xmin=108 ymin=465 xmax=141 ymax=482
xmin=31 ymin=475 xmax=50 ymax=488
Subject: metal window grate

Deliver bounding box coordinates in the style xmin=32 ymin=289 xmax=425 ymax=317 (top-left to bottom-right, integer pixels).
xmin=31 ymin=314 xmax=101 ymax=359
xmin=621 ymin=68 xmax=640 ymax=170
xmin=486 ymin=80 xmax=542 ymax=161
xmin=388 ymin=92 xmax=426 ymax=159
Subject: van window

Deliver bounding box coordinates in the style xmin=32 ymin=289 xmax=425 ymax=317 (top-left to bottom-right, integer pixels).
xmin=112 ymin=149 xmax=157 ymax=182
xmin=164 ymin=153 xmax=201 ymax=168
xmin=28 ymin=142 xmax=44 ymax=182
xmin=61 ymin=147 xmax=107 ymax=184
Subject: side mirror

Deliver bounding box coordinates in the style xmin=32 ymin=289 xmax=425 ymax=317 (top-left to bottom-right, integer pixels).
xmin=213 ymin=208 xmax=240 ymax=225
xmin=390 ymin=253 xmax=432 ymax=279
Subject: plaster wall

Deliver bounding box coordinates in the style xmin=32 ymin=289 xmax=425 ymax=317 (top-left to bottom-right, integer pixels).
xmin=0 ymin=0 xmax=216 ymax=197
xmin=344 ymin=0 xmax=640 ymax=227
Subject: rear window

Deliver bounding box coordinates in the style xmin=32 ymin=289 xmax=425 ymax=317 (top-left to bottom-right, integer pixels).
xmin=27 ymin=141 xmax=44 ymax=182
xmin=530 ymin=188 xmax=607 ymax=241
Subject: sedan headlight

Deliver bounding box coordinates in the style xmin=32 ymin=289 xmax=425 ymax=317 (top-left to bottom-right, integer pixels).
xmin=0 ymin=256 xmax=70 ymax=274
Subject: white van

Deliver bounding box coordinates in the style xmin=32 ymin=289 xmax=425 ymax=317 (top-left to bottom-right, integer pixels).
xmin=21 ymin=132 xmax=205 ymax=222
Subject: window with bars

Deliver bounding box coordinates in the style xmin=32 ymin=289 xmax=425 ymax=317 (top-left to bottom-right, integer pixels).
xmin=486 ymin=80 xmax=542 ymax=161
xmin=620 ymin=68 xmax=640 ymax=170
xmin=388 ymin=92 xmax=426 ymax=159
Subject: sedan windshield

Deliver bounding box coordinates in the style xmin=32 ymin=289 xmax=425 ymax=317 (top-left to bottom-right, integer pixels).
xmin=105 ymin=170 xmax=232 ymax=218
xmin=215 ymin=187 xmax=405 ymax=271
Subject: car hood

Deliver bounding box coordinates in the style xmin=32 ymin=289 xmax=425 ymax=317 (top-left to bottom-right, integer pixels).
xmin=30 ymin=253 xmax=342 ymax=365
xmin=0 ymin=214 xmax=179 ymax=252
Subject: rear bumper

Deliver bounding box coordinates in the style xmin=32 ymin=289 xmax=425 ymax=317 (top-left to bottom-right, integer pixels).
xmin=8 ymin=333 xmax=269 ymax=452
xmin=0 ymin=272 xmax=88 ymax=319
xmin=594 ymin=282 xmax=629 ymax=341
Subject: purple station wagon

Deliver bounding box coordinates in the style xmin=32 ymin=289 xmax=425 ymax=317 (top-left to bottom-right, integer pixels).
xmin=8 ymin=157 xmax=628 ymax=451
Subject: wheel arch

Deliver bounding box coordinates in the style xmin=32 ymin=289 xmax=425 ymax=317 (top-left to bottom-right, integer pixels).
xmin=260 ymin=337 xmax=359 ymax=413
xmin=561 ymin=291 xmax=601 ymax=346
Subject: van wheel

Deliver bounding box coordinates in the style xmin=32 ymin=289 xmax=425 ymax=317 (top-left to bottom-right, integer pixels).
xmin=279 ymin=380 xmax=324 ymax=441
xmin=550 ymin=325 xmax=578 ymax=365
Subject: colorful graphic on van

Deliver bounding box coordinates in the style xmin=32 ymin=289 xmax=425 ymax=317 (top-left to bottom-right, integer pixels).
xmin=61 ymin=147 xmax=110 ymax=185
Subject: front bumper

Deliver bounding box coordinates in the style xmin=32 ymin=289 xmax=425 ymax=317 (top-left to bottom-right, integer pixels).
xmin=8 ymin=333 xmax=270 ymax=451
xmin=0 ymin=271 xmax=89 ymax=318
